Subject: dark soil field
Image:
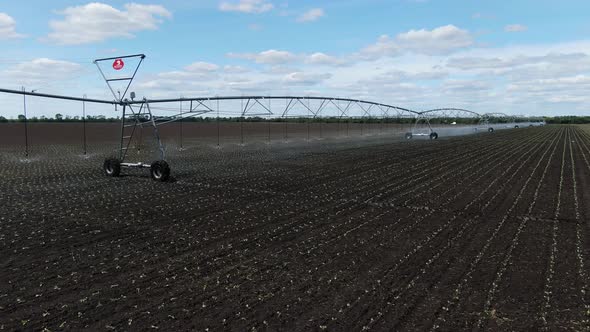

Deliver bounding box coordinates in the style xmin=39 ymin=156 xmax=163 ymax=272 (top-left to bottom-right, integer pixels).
xmin=1 ymin=124 xmax=589 ymax=331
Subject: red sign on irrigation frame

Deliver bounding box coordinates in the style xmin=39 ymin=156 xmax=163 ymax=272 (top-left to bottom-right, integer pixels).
xmin=112 ymin=58 xmax=124 ymax=70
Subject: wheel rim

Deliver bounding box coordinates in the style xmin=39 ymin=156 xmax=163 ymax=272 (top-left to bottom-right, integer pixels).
xmin=153 ymin=167 xmax=162 ymax=179
xmin=105 ymin=164 xmax=113 ymax=174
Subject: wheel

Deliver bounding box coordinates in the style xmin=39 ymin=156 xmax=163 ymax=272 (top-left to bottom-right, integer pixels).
xmin=488 ymin=127 xmax=494 ymax=133
xmin=514 ymin=125 xmax=519 ymax=128
xmin=150 ymin=160 xmax=171 ymax=182
xmin=103 ymin=158 xmax=121 ymax=177
xmin=405 ymin=132 xmax=413 ymax=140
xmin=529 ymin=124 xmax=534 ymax=127
xmin=430 ymin=132 xmax=438 ymax=140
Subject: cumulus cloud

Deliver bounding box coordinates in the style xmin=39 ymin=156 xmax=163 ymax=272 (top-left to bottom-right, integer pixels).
xmin=368 ymin=69 xmax=449 ymax=83
xmin=282 ymin=72 xmax=331 ymax=85
xmin=224 ymin=65 xmax=250 ymax=73
xmin=443 ymin=79 xmax=492 ymax=93
xmin=265 ymin=65 xmax=300 ymax=74
xmin=505 ymin=24 xmax=528 ymax=33
xmin=508 ymin=75 xmax=590 ymax=93
xmin=361 ymin=25 xmax=473 ymax=58
xmin=396 ymin=25 xmax=473 ymax=55
xmin=0 ymin=13 xmax=25 ymax=39
xmin=227 ymin=49 xmax=297 ymax=64
xmin=3 ymin=58 xmax=83 ymax=85
xmin=44 ymin=3 xmax=172 ymax=45
xmin=296 ymin=8 xmax=324 ymax=23
xmin=146 ymin=62 xmax=220 ymax=88
xmin=361 ymin=35 xmax=402 ymax=58
xmin=219 ymin=0 xmax=273 ymax=13
xmin=506 ymin=75 xmax=590 ymax=106
xmin=185 ymin=61 xmax=219 ymax=72
xmin=447 ymin=52 xmax=590 ymax=71
xmin=305 ymin=52 xmax=346 ymax=66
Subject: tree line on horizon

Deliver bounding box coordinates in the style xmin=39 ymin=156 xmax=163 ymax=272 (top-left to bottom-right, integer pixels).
xmin=0 ymin=114 xmax=584 ymax=124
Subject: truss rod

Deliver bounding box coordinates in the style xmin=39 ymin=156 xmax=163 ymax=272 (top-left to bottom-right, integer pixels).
xmin=0 ymin=88 xmax=116 ymax=105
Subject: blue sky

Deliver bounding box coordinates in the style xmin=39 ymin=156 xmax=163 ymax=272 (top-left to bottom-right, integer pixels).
xmin=1 ymin=0 xmax=590 ymax=117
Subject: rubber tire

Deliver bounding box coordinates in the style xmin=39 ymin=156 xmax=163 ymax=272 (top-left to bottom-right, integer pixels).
xmin=488 ymin=127 xmax=494 ymax=133
xmin=430 ymin=132 xmax=438 ymax=140
xmin=514 ymin=125 xmax=519 ymax=128
xmin=405 ymin=132 xmax=413 ymax=140
xmin=103 ymin=158 xmax=121 ymax=177
xmin=150 ymin=160 xmax=171 ymax=182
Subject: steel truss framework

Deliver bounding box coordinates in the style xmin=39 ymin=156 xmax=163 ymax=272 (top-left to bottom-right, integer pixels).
xmin=0 ymin=52 xmax=544 ymax=181
xmin=126 ymin=95 xmax=417 ymax=121
xmin=0 ymin=87 xmax=544 ymax=180
xmin=0 ymin=53 xmax=547 ymax=181
xmin=406 ymin=108 xmax=482 ymax=140
xmin=404 ymin=108 xmax=542 ymax=139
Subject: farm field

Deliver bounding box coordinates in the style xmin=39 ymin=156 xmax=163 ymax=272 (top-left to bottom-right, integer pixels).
xmin=1 ymin=124 xmax=589 ymax=331
xmin=0 ymin=121 xmax=416 ymax=147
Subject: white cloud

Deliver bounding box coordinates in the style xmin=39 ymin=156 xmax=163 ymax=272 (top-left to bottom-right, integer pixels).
xmin=224 ymin=65 xmax=250 ymax=73
xmin=266 ymin=65 xmax=300 ymax=74
xmin=505 ymin=24 xmax=528 ymax=33
xmin=443 ymin=79 xmax=492 ymax=93
xmin=361 ymin=35 xmax=401 ymax=58
xmin=508 ymin=75 xmax=590 ymax=92
xmin=447 ymin=52 xmax=590 ymax=71
xmin=227 ymin=49 xmax=297 ymax=64
xmin=283 ymin=72 xmax=331 ymax=85
xmin=296 ymin=8 xmax=324 ymax=23
xmin=3 ymin=58 xmax=83 ymax=85
xmin=45 ymin=3 xmax=172 ymax=45
xmin=368 ymin=69 xmax=449 ymax=83
xmin=305 ymin=52 xmax=346 ymax=66
xmin=361 ymin=25 xmax=473 ymax=58
xmin=219 ymin=0 xmax=273 ymax=13
xmin=0 ymin=13 xmax=25 ymax=39
xmin=185 ymin=61 xmax=219 ymax=72
xmin=396 ymin=25 xmax=473 ymax=55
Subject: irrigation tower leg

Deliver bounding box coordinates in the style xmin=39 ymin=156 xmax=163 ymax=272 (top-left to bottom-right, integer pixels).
xmin=82 ymin=95 xmax=87 ymax=155
xmin=22 ymin=86 xmax=29 ymax=158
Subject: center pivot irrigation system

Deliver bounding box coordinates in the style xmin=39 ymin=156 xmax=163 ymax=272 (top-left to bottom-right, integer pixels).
xmin=0 ymin=54 xmax=544 ymax=181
